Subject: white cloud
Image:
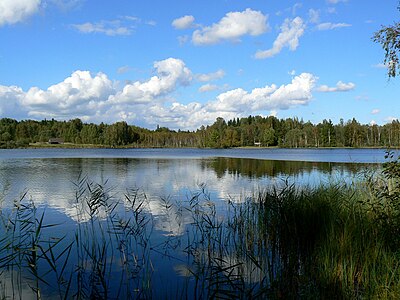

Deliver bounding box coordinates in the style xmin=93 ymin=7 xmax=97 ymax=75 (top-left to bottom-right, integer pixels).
xmin=0 ymin=59 xmax=320 ymax=130
xmin=110 ymin=58 xmax=192 ymax=104
xmin=192 ymin=8 xmax=269 ymax=45
xmin=370 ymin=120 xmax=377 ymax=126
xmin=196 ymin=69 xmax=225 ymax=82
xmin=255 ymin=17 xmax=305 ymax=59
xmin=199 ymin=84 xmax=219 ymax=93
xmin=72 ymin=21 xmax=133 ymax=36
xmin=0 ymin=0 xmax=41 ymax=26
xmin=371 ymin=109 xmax=380 ymax=115
xmin=0 ymin=85 xmax=26 ymax=117
xmin=139 ymin=73 xmax=316 ymax=129
xmin=172 ymin=15 xmax=195 ymax=29
xmin=22 ymin=71 xmax=115 ymax=118
xmin=316 ymin=22 xmax=351 ymax=30
xmin=206 ymin=73 xmax=317 ymax=113
xmin=308 ymin=9 xmax=320 ymax=24
xmin=316 ymin=81 xmax=355 ymax=92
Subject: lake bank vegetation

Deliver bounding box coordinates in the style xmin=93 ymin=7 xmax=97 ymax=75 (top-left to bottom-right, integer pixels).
xmin=1 ymin=115 xmax=400 ymax=149
xmin=1 ymin=152 xmax=400 ymax=298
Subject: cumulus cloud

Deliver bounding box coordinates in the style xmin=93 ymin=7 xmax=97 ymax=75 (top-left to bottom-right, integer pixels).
xmin=199 ymin=84 xmax=219 ymax=93
xmin=192 ymin=8 xmax=269 ymax=45
xmin=0 ymin=85 xmax=26 ymax=117
xmin=206 ymin=73 xmax=317 ymax=113
xmin=255 ymin=17 xmax=305 ymax=59
xmin=196 ymin=69 xmax=225 ymax=82
xmin=143 ymin=73 xmax=317 ymax=129
xmin=0 ymin=58 xmax=321 ymax=130
xmin=172 ymin=15 xmax=195 ymax=29
xmin=110 ymin=58 xmax=192 ymax=104
xmin=22 ymin=71 xmax=115 ymax=119
xmin=0 ymin=0 xmax=41 ymax=26
xmin=316 ymin=22 xmax=351 ymax=30
xmin=316 ymin=81 xmax=355 ymax=92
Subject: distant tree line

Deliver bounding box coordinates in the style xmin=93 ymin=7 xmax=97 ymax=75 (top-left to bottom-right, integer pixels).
xmin=1 ymin=116 xmax=400 ymax=149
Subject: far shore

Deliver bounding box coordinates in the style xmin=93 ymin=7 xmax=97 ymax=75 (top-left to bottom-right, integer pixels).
xmin=10 ymin=142 xmax=397 ymax=150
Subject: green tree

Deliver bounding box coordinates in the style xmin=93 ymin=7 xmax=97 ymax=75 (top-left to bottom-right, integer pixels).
xmin=263 ymin=128 xmax=276 ymax=147
xmin=285 ymin=128 xmax=303 ymax=148
xmin=318 ymin=119 xmax=336 ymax=147
xmin=373 ymin=2 xmax=400 ymax=78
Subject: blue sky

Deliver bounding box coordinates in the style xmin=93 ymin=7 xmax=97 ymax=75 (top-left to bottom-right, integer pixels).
xmin=0 ymin=0 xmax=398 ymax=130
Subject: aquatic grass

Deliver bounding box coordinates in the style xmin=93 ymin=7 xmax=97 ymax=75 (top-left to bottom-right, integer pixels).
xmin=72 ymin=177 xmax=155 ymax=299
xmin=0 ymin=175 xmax=159 ymax=299
xmin=0 ymin=193 xmax=75 ymax=299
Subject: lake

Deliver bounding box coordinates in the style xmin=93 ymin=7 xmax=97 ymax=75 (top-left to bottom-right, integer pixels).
xmin=0 ymin=148 xmax=388 ymax=298
xmin=0 ymin=148 xmax=383 ymax=218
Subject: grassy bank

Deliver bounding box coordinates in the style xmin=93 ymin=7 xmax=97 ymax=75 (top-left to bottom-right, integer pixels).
xmin=1 ymin=155 xmax=400 ymax=298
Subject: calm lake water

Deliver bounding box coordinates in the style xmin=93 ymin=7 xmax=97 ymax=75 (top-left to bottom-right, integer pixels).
xmin=0 ymin=148 xmax=385 ymax=214
xmin=0 ymin=148 xmax=388 ymax=298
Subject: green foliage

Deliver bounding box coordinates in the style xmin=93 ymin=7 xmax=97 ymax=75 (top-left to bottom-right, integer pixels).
xmin=1 ymin=115 xmax=400 ymax=148
xmin=364 ymin=150 xmax=400 ymax=249
xmin=373 ymin=2 xmax=400 ymax=78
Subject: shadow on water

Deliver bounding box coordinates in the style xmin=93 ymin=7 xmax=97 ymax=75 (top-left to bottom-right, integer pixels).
xmin=204 ymin=157 xmax=377 ymax=179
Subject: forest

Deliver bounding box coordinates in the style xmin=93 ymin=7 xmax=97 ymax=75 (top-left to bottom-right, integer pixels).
xmin=1 ymin=115 xmax=400 ymax=149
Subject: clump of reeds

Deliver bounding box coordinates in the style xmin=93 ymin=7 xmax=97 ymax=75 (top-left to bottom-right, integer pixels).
xmin=180 ymin=158 xmax=400 ymax=299
xmin=0 ymin=175 xmax=156 ymax=299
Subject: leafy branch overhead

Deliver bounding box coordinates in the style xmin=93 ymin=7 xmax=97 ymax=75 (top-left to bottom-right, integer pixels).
xmin=373 ymin=3 xmax=400 ymax=78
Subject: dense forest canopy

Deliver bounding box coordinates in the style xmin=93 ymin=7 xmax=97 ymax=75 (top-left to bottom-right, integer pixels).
xmin=1 ymin=116 xmax=400 ymax=149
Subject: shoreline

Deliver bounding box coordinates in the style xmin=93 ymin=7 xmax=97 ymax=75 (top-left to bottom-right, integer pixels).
xmin=22 ymin=143 xmax=397 ymax=150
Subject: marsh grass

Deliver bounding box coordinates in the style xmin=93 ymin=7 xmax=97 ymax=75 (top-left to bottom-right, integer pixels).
xmin=1 ymin=154 xmax=400 ymax=299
